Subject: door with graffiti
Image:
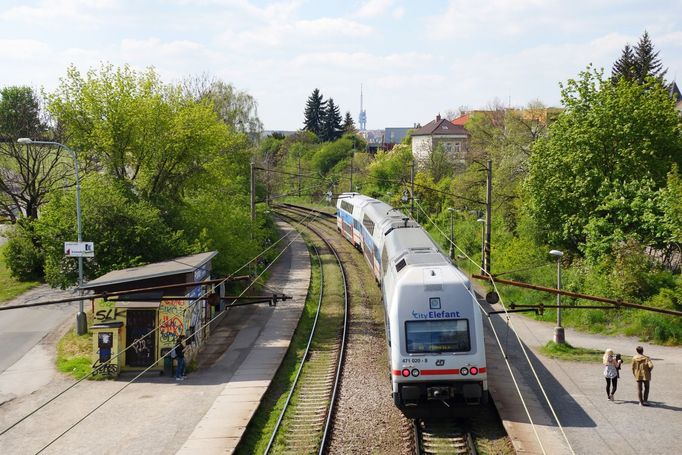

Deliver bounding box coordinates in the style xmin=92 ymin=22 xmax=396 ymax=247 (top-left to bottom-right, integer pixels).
xmin=125 ymin=309 xmax=156 ymax=367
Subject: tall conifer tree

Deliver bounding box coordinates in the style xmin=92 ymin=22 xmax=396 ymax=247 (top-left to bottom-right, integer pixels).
xmin=612 ymin=31 xmax=668 ymax=84
xmin=321 ymin=98 xmax=343 ymax=141
xmin=342 ymin=111 xmax=356 ymax=133
xmin=303 ymin=88 xmax=326 ymax=137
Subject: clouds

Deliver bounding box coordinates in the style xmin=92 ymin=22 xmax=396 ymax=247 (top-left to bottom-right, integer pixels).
xmin=0 ymin=1 xmax=681 ymax=130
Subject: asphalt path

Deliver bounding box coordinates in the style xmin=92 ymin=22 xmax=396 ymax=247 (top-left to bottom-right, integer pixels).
xmin=0 ymin=286 xmax=78 ymax=404
xmin=484 ymin=300 xmax=682 ymax=455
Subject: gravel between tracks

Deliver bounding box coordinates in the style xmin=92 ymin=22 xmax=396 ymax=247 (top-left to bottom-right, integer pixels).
xmin=323 ymin=229 xmax=413 ymax=455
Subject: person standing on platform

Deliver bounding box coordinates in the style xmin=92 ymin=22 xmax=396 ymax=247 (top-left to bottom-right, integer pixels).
xmin=175 ymin=335 xmax=187 ymax=381
xmin=631 ymin=346 xmax=654 ymax=406
xmin=603 ymin=348 xmax=619 ymax=400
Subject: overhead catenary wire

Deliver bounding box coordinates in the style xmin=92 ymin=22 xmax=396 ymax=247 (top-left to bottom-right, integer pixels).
xmin=0 ymin=204 xmax=324 ymax=439
xmin=33 ymin=212 xmax=319 ymax=454
xmin=412 ymin=195 xmax=575 ymax=455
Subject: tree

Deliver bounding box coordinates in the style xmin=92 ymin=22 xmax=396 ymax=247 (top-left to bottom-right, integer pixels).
xmin=612 ymin=31 xmax=667 ymax=84
xmin=303 ymin=88 xmax=326 ymax=138
xmin=182 ymin=74 xmax=263 ymax=138
xmin=525 ymin=66 xmax=682 ymax=258
xmin=611 ymin=44 xmax=636 ymax=83
xmin=33 ymin=174 xmax=185 ymax=288
xmin=321 ymin=98 xmax=343 ymax=142
xmin=634 ymin=31 xmax=667 ymax=83
xmin=342 ymin=111 xmax=356 ymax=133
xmin=0 ymin=86 xmax=73 ymax=220
xmin=48 ymin=64 xmax=229 ymax=204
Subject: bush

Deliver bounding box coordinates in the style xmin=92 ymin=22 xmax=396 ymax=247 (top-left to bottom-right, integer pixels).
xmin=3 ymin=220 xmax=43 ymax=280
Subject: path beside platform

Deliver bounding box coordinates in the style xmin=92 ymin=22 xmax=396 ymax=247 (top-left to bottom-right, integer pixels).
xmin=480 ymin=290 xmax=682 ymax=455
xmin=178 ymin=222 xmax=310 ymax=453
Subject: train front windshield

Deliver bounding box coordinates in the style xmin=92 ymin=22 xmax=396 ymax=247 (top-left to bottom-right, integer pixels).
xmin=405 ymin=319 xmax=470 ymax=353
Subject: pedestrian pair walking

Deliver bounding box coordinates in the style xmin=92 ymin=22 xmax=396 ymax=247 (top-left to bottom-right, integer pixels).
xmin=603 ymin=346 xmax=653 ymax=405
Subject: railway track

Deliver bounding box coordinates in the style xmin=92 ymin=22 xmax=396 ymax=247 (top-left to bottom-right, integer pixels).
xmin=265 ymin=208 xmax=349 ymax=455
xmin=414 ymin=419 xmax=477 ymax=455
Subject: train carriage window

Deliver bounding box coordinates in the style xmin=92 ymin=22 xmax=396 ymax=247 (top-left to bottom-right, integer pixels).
xmin=362 ymin=215 xmax=375 ymax=234
xmin=405 ymin=319 xmax=470 ymax=353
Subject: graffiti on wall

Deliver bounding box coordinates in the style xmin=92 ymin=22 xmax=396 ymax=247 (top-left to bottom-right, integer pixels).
xmin=93 ymin=299 xmax=126 ymax=322
xmin=159 ymin=315 xmax=185 ymax=342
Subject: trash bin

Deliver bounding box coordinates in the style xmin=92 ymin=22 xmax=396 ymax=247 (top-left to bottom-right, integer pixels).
xmin=162 ymin=349 xmax=173 ymax=376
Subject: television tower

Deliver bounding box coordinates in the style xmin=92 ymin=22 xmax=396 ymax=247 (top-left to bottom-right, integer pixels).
xmin=358 ymin=84 xmax=367 ymax=131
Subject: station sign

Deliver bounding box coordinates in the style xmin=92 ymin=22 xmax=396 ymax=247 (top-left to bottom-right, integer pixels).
xmin=64 ymin=241 xmax=95 ymax=257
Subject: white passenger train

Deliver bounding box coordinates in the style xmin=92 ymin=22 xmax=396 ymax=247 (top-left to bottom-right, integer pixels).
xmin=336 ymin=193 xmax=487 ymax=417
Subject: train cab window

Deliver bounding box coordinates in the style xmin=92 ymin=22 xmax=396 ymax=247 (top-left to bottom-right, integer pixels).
xmin=405 ymin=319 xmax=470 ymax=353
xmin=381 ymin=246 xmax=389 ymax=274
xmin=340 ymin=201 xmax=354 ymax=213
xmin=395 ymin=258 xmax=406 ymax=273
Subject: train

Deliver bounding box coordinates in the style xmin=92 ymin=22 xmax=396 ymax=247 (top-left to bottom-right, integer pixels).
xmin=336 ymin=193 xmax=487 ymax=417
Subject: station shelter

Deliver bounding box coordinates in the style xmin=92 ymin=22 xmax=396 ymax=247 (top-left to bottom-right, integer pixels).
xmin=81 ymin=251 xmax=218 ymax=376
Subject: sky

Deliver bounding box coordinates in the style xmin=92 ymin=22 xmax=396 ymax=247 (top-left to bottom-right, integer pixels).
xmin=1 ymin=0 xmax=681 ymax=131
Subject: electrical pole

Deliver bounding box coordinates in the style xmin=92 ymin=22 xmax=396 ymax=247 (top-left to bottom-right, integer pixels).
xmin=250 ymin=161 xmax=255 ymax=222
xmin=484 ymin=159 xmax=492 ymax=275
xmin=410 ymin=160 xmax=415 ymax=218
xmin=298 ymin=155 xmax=301 ymax=197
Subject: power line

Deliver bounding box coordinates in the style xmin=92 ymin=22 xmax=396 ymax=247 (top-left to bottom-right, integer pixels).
xmin=34 ymin=214 xmax=317 ymax=453
xmin=0 ymin=206 xmax=324 ymax=439
xmin=413 ymin=197 xmax=575 ymax=455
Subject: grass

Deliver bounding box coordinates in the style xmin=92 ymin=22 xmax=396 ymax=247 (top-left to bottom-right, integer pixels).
xmin=56 ymin=324 xmax=93 ymax=380
xmin=539 ymin=341 xmax=632 ymax=364
xmin=0 ymin=243 xmax=40 ymax=303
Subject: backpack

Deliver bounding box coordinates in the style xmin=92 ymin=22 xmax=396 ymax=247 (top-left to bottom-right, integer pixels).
xmin=170 ymin=347 xmax=177 ymax=359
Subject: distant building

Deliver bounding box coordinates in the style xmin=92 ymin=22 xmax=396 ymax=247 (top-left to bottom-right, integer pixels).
xmin=382 ymin=127 xmax=412 ymax=149
xmin=411 ymin=114 xmax=468 ymax=163
xmin=359 ymin=129 xmax=383 ymax=153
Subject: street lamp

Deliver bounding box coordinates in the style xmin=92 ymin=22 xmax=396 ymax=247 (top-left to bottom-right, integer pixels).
xmin=549 ymin=249 xmax=565 ymax=344
xmin=447 ymin=208 xmax=455 ymax=260
xmin=477 ymin=218 xmax=485 ymax=272
xmin=18 ymin=138 xmax=87 ymax=335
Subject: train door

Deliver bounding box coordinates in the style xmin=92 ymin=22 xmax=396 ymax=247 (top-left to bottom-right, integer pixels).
xmin=125 ymin=309 xmax=156 ymax=367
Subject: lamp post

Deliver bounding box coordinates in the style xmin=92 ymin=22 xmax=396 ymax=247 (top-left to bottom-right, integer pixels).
xmin=18 ymin=138 xmax=87 ymax=335
xmin=549 ymin=249 xmax=565 ymax=344
xmin=447 ymin=208 xmax=455 ymax=260
xmin=477 ymin=218 xmax=485 ymax=272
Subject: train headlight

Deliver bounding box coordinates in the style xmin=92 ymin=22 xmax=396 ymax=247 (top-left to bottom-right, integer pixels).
xmin=411 ymin=369 xmax=420 ymax=377
xmin=470 ymin=367 xmax=479 ymax=375
xmin=460 ymin=367 xmax=469 ymax=376
xmin=401 ymin=368 xmax=411 ymax=377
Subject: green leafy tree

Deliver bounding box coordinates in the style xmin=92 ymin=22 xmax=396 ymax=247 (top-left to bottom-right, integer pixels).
xmin=525 ymin=66 xmax=682 ymax=258
xmin=182 ymin=74 xmax=263 ymax=138
xmin=0 ymin=86 xmax=73 ymax=220
xmin=303 ymin=88 xmax=326 ymax=138
xmin=35 ymin=174 xmax=185 ymax=288
xmin=48 ymin=64 xmax=229 ymax=204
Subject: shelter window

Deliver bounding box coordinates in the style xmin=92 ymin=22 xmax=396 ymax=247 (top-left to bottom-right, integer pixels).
xmin=405 ymin=319 xmax=470 ymax=353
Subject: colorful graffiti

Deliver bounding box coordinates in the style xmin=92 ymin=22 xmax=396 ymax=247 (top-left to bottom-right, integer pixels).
xmin=159 ymin=315 xmax=185 ymax=343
